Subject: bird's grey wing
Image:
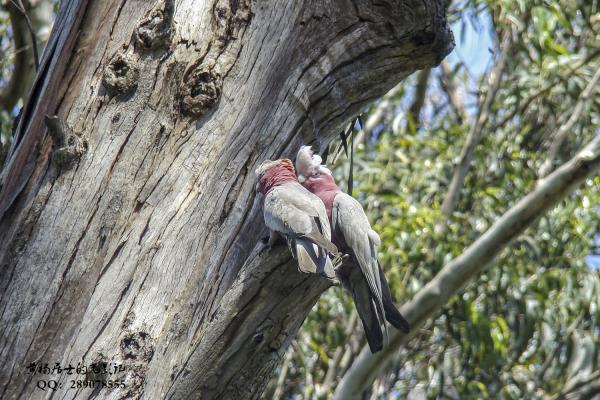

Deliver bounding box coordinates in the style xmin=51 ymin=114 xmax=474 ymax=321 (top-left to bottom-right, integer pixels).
xmin=269 ymin=183 xmax=337 ymax=254
xmin=333 ymin=194 xmax=386 ymax=332
xmin=264 ymin=185 xmax=336 ymax=275
xmin=378 ymin=261 xmax=410 ymax=333
xmin=263 ymin=187 xmax=312 ymax=235
xmin=280 ymin=182 xmax=333 ymax=240
xmin=337 ymin=261 xmax=383 ymax=353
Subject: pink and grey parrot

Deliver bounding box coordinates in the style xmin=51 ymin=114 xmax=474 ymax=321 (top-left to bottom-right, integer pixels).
xmin=255 ymin=159 xmax=339 ymax=279
xmin=296 ymin=146 xmax=410 ymax=353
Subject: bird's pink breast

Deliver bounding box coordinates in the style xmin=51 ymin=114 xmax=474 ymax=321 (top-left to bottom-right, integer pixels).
xmin=302 ymin=174 xmax=346 ymax=249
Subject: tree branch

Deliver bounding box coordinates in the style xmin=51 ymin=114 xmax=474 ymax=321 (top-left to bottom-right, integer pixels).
xmin=272 ymin=349 xmax=293 ymax=400
xmin=489 ymin=50 xmax=600 ymax=133
xmin=0 ymin=1 xmax=35 ymax=111
xmin=165 ymin=245 xmax=332 ymax=399
xmin=440 ymin=31 xmax=511 ymax=218
xmin=553 ymin=371 xmax=600 ymax=400
xmin=354 ymin=83 xmax=403 ymax=145
xmin=439 ymin=59 xmax=468 ymax=125
xmin=537 ymin=67 xmax=600 ymax=179
xmin=407 ymin=68 xmax=431 ymax=131
xmin=0 ymin=0 xmax=53 ymax=111
xmin=536 ymin=315 xmax=582 ymax=386
xmin=333 ymin=135 xmax=600 ymax=399
xmin=11 ymin=0 xmax=39 ymax=70
xmin=323 ymin=310 xmax=358 ymax=388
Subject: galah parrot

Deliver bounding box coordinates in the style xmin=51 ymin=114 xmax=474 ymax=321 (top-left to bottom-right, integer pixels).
xmin=255 ymin=158 xmax=339 ymax=279
xmin=296 ymin=146 xmax=410 ymax=353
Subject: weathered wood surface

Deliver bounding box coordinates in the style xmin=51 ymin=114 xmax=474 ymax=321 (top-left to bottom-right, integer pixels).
xmin=0 ymin=0 xmax=453 ymax=398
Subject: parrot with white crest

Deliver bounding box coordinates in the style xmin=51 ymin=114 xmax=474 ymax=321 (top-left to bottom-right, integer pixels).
xmin=255 ymin=158 xmax=339 ymax=279
xmin=296 ymin=145 xmax=410 ymax=353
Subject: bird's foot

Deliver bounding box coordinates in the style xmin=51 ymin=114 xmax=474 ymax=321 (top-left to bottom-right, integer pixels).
xmin=258 ymin=238 xmax=273 ymax=256
xmin=327 ymin=275 xmax=341 ymax=286
xmin=259 ymin=232 xmax=283 ymax=256
xmin=332 ymin=253 xmax=349 ymax=268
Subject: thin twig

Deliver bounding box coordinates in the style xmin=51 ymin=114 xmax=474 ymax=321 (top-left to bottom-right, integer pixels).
xmin=272 ymin=350 xmax=294 ymax=400
xmin=354 ymin=83 xmax=403 ymax=145
xmin=537 ymin=67 xmax=600 ymax=179
xmin=491 ymin=49 xmax=600 ymax=133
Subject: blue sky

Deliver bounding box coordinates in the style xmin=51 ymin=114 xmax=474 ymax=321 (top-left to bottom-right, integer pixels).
xmin=447 ymin=8 xmax=494 ymax=78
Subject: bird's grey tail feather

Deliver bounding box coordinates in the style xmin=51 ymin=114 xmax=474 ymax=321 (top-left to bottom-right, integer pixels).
xmin=378 ymin=262 xmax=410 ymax=334
xmin=368 ymin=239 xmax=388 ymax=342
xmin=351 ymin=276 xmax=384 ymax=353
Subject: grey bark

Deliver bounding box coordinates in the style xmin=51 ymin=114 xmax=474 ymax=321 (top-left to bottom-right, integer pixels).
xmin=0 ymin=0 xmax=453 ymax=399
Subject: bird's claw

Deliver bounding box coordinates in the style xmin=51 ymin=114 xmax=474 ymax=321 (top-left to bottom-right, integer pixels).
xmin=327 ymin=275 xmax=341 ymax=286
xmin=258 ymin=240 xmax=273 ymax=256
xmin=332 ymin=253 xmax=349 ymax=268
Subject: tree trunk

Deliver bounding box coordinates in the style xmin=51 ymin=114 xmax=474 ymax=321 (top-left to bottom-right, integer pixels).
xmin=0 ymin=1 xmax=453 ymax=398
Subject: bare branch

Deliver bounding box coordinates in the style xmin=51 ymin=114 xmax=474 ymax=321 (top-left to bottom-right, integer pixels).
xmin=323 ymin=311 xmax=358 ymax=388
xmin=439 ymin=59 xmax=468 ymax=124
xmin=0 ymin=1 xmax=35 ymax=111
xmin=407 ymin=68 xmax=431 ymax=131
xmin=354 ymin=83 xmax=403 ymax=145
xmin=440 ymin=31 xmax=511 ymax=218
xmin=333 ymin=135 xmax=600 ymax=399
xmin=553 ymin=371 xmax=600 ymax=400
xmin=536 ymin=315 xmax=583 ymax=386
xmin=10 ymin=0 xmax=39 ymax=70
xmin=272 ymin=350 xmax=293 ymax=400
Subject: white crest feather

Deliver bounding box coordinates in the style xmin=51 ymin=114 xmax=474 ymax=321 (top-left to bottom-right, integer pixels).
xmin=296 ymin=145 xmax=332 ymax=178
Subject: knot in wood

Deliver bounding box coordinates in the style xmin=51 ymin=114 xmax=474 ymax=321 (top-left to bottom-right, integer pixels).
xmin=135 ymin=0 xmax=174 ymax=50
xmin=120 ymin=331 xmax=154 ymax=362
xmin=252 ymin=333 xmax=264 ymax=344
xmin=44 ymin=115 xmax=88 ymax=170
xmin=212 ymin=0 xmax=252 ymax=41
xmin=53 ymin=135 xmax=87 ymax=170
xmin=102 ymin=53 xmax=139 ymax=96
xmin=179 ymin=65 xmax=222 ymax=118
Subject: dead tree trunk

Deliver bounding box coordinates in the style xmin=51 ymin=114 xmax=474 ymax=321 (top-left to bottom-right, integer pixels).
xmin=0 ymin=0 xmax=452 ymax=398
